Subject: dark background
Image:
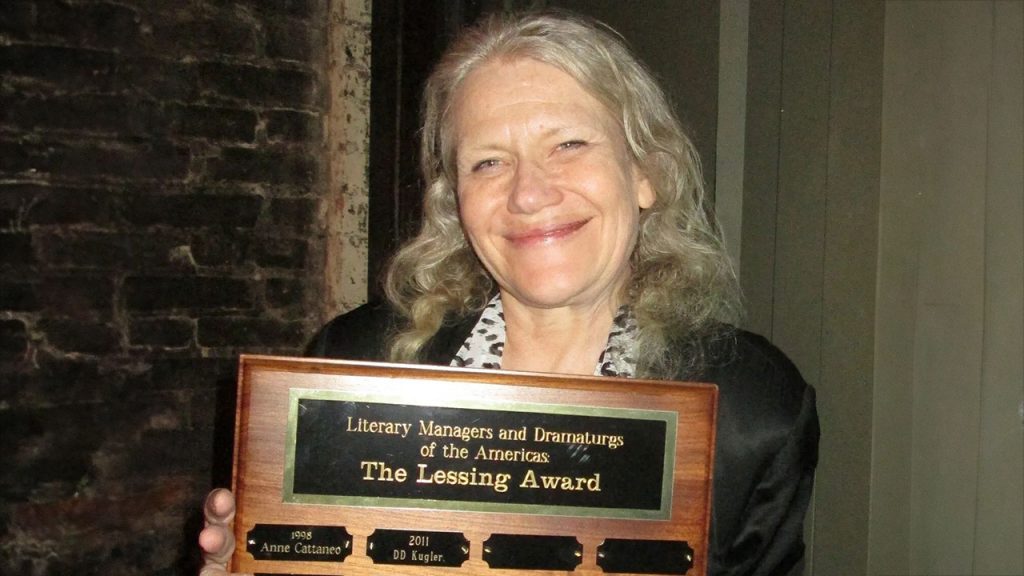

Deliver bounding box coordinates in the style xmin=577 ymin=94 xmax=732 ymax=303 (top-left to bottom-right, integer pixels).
xmin=1 ymin=1 xmax=330 ymax=573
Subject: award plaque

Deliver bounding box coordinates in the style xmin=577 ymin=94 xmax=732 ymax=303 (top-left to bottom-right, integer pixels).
xmin=230 ymin=355 xmax=717 ymax=575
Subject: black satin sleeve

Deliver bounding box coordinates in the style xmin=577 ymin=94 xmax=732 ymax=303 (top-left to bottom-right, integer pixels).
xmin=304 ymin=301 xmax=478 ymax=364
xmin=304 ymin=301 xmax=399 ymax=360
xmin=699 ymin=331 xmax=820 ymax=576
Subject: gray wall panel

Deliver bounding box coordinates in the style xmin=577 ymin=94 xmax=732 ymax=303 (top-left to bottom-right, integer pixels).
xmin=974 ymin=1 xmax=1024 ymax=573
xmin=814 ymin=1 xmax=884 ymax=574
xmin=872 ymin=1 xmax=1023 ymax=572
xmin=740 ymin=0 xmax=784 ymax=338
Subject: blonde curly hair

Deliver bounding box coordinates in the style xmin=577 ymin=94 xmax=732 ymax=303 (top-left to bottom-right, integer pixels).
xmin=384 ymin=11 xmax=740 ymax=377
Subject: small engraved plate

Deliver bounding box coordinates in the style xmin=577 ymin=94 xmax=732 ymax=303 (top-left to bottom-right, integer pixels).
xmin=246 ymin=525 xmax=352 ymax=562
xmin=366 ymin=529 xmax=470 ymax=566
xmin=482 ymin=534 xmax=583 ymax=570
xmin=596 ymin=539 xmax=694 ymax=574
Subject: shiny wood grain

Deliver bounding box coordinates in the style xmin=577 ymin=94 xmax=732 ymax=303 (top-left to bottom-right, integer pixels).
xmin=230 ymin=355 xmax=717 ymax=575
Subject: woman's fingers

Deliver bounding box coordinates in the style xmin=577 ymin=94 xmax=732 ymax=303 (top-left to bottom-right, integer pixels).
xmin=204 ymin=488 xmax=236 ymax=526
xmin=199 ymin=488 xmax=246 ymax=575
xmin=198 ymin=524 xmax=233 ymax=562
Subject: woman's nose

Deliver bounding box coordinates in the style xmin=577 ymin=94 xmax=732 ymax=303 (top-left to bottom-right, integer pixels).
xmin=506 ymin=161 xmax=562 ymax=214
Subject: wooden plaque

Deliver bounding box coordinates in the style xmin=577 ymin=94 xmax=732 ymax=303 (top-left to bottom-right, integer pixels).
xmin=231 ymin=355 xmax=718 ymax=575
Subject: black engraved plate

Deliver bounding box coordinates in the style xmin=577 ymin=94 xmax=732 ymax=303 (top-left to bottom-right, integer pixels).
xmin=366 ymin=529 xmax=470 ymax=566
xmin=482 ymin=534 xmax=583 ymax=570
xmin=287 ymin=393 xmax=675 ymax=520
xmin=596 ymin=539 xmax=694 ymax=574
xmin=246 ymin=525 xmax=352 ymax=562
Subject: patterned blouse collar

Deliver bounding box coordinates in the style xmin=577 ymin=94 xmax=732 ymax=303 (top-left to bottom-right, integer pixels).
xmin=451 ymin=295 xmax=637 ymax=378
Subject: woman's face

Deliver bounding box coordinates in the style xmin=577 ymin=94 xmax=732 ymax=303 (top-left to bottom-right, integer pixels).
xmin=453 ymin=58 xmax=654 ymax=312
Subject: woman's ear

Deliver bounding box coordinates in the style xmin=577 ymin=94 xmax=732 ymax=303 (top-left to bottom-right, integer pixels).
xmin=634 ymin=167 xmax=655 ymax=209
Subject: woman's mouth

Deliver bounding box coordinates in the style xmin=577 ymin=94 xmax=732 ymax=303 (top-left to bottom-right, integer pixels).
xmin=505 ymin=219 xmax=590 ymax=245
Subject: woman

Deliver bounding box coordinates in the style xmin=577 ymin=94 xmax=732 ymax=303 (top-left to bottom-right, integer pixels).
xmin=201 ymin=12 xmax=818 ymax=576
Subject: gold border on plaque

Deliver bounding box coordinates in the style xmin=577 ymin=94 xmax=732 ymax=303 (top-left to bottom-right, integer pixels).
xmin=282 ymin=386 xmax=678 ymax=520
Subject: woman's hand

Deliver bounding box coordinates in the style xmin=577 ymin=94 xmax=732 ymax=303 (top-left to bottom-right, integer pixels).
xmin=198 ymin=488 xmax=250 ymax=576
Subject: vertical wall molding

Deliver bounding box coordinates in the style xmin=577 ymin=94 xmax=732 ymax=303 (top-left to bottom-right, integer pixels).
xmin=742 ymin=1 xmax=884 ymax=573
xmin=326 ymin=0 xmax=372 ymax=316
xmin=715 ymin=0 xmax=750 ymax=271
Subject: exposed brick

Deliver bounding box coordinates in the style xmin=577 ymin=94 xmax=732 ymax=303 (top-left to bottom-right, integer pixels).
xmin=0 ymin=407 xmax=98 ymax=501
xmin=0 ymin=354 xmax=114 ymax=409
xmin=133 ymin=357 xmax=237 ymax=391
xmin=0 ymin=3 xmax=34 ymax=37
xmin=121 ymin=193 xmax=262 ymax=229
xmin=253 ymin=237 xmax=308 ymax=269
xmin=38 ymin=276 xmax=116 ymax=318
xmin=268 ymin=197 xmax=316 ymax=233
xmin=198 ymin=61 xmax=316 ymax=108
xmin=129 ymin=318 xmax=194 ymax=348
xmin=0 ymin=93 xmax=167 ymax=138
xmin=135 ymin=429 xmax=215 ymax=475
xmin=265 ymin=109 xmax=321 ymax=142
xmin=198 ymin=316 xmax=307 ymax=347
xmin=265 ymin=277 xmax=305 ymax=309
xmin=0 ymin=44 xmax=118 ymax=92
xmin=0 ymin=319 xmax=29 ymax=360
xmin=0 ymin=484 xmax=195 ymax=572
xmin=34 ymin=232 xmax=127 ymax=268
xmin=115 ymin=57 xmax=201 ymax=102
xmin=0 ymin=280 xmax=40 ymax=312
xmin=36 ymin=0 xmax=142 ymax=51
xmin=0 ymin=138 xmax=32 ymax=177
xmin=147 ymin=14 xmax=257 ymax=58
xmin=170 ymin=104 xmax=257 ymax=142
xmin=40 ymin=319 xmax=121 ymax=355
xmin=190 ymin=232 xmax=251 ymax=267
xmin=208 ymin=146 xmax=317 ymax=186
xmin=34 ymin=231 xmax=186 ymax=270
xmin=0 ymin=206 xmax=18 ymax=230
xmin=1 ymin=140 xmax=190 ymax=182
xmin=20 ymin=185 xmax=118 ymax=227
xmin=0 ymin=232 xmax=34 ymax=266
xmin=211 ymin=0 xmax=319 ymax=20
xmin=124 ymin=276 xmax=252 ymax=311
xmin=267 ymin=18 xmax=314 ymax=62
xmin=0 ymin=0 xmax=335 ymax=572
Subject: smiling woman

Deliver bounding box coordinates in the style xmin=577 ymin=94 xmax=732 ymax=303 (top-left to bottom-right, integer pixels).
xmin=200 ymin=11 xmax=819 ymax=576
xmin=384 ymin=12 xmax=741 ymax=381
xmin=453 ymin=58 xmax=654 ymax=373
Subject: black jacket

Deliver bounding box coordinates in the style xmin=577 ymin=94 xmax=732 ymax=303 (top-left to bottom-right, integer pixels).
xmin=308 ymin=302 xmax=819 ymax=576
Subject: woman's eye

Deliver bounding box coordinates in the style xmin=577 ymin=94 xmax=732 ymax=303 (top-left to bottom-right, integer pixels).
xmin=472 ymin=159 xmax=500 ymax=172
xmin=557 ymin=140 xmax=587 ymax=151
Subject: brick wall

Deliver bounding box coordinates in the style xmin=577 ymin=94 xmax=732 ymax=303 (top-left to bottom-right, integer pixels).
xmin=0 ymin=1 xmax=331 ymax=573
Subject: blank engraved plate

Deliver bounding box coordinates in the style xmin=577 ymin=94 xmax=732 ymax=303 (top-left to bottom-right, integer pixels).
xmin=596 ymin=539 xmax=694 ymax=574
xmin=483 ymin=534 xmax=583 ymax=570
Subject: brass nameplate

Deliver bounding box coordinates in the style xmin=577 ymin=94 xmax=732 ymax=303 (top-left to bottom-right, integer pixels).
xmin=230 ymin=355 xmax=717 ymax=575
xmin=246 ymin=525 xmax=352 ymax=562
xmin=366 ymin=529 xmax=469 ymax=566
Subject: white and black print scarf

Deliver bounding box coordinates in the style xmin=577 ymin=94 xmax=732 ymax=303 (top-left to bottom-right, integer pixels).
xmin=451 ymin=296 xmax=637 ymax=378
